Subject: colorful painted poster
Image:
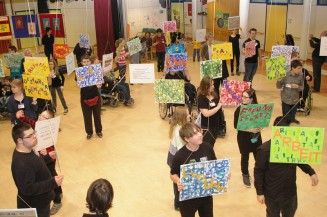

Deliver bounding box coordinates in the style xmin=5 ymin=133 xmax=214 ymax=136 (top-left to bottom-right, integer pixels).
xmin=24 ymin=57 xmax=50 ymax=76
xmin=163 ymin=21 xmax=177 ymax=32
xmin=270 ymin=127 xmax=324 ymax=164
xmin=165 ymin=53 xmax=187 ymax=72
xmin=39 ymin=14 xmax=65 ymax=38
xmin=319 ymin=37 xmax=327 ymax=56
xmin=200 ymin=59 xmax=222 ymax=79
xmin=196 ymin=29 xmax=206 ymax=43
xmin=271 ymin=45 xmax=295 ymax=65
xmin=0 ymin=59 xmax=4 ymax=77
xmin=53 ymin=44 xmax=69 ymax=59
xmin=245 ymin=40 xmax=256 ymax=58
xmin=165 ymin=31 xmax=171 ymax=46
xmin=129 ymin=64 xmax=155 ymax=84
xmin=127 ymin=37 xmax=142 ymax=56
xmin=165 ymin=44 xmax=186 ymax=54
xmin=220 ymin=80 xmax=251 ymax=106
xmin=236 ymin=103 xmax=274 ymax=130
xmin=65 ymin=52 xmax=75 ymax=76
xmin=22 ymin=74 xmax=51 ymax=100
xmin=180 ymin=159 xmax=230 ymax=201
xmin=0 ymin=16 xmax=12 ymax=40
xmin=76 ymin=64 xmax=103 ymax=88
xmin=79 ymin=34 xmax=90 ymax=48
xmin=266 ymin=56 xmax=286 ymax=80
xmin=212 ymin=43 xmax=233 ymax=60
xmin=34 ymin=116 xmax=61 ymax=151
xmin=102 ymin=53 xmax=113 ymax=73
xmin=228 ymin=16 xmax=240 ymax=30
xmin=11 ymin=15 xmax=40 ymax=38
xmin=4 ymin=53 xmax=24 ymax=67
xmin=0 ymin=208 xmax=37 ymax=217
xmin=154 ymin=79 xmax=185 ymax=104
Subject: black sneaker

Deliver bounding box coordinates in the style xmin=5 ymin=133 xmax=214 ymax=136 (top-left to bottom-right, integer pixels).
xmin=242 ymin=174 xmax=251 ymax=188
xmin=292 ymin=119 xmax=300 ymax=124
xmin=86 ymin=134 xmax=93 ymax=140
xmin=96 ymin=132 xmax=103 ymax=138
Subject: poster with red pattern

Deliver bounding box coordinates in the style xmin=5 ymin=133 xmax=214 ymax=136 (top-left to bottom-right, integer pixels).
xmin=220 ymin=80 xmax=251 ymax=106
xmin=39 ymin=14 xmax=65 ymax=38
xmin=53 ymin=44 xmax=69 ymax=59
xmin=0 ymin=16 xmax=12 ymax=40
xmin=163 ymin=21 xmax=177 ymax=33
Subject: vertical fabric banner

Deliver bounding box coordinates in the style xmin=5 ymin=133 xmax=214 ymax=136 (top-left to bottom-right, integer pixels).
xmin=0 ymin=16 xmax=12 ymax=40
xmin=76 ymin=64 xmax=103 ymax=88
xmin=39 ymin=14 xmax=65 ymax=38
xmin=65 ymin=52 xmax=75 ymax=76
xmin=53 ymin=44 xmax=69 ymax=59
xmin=220 ymin=80 xmax=251 ymax=106
xmin=200 ymin=59 xmax=222 ymax=79
xmin=212 ymin=43 xmax=233 ymax=60
xmin=11 ymin=15 xmax=40 ymax=38
xmin=22 ymin=74 xmax=51 ymax=100
xmin=154 ymin=79 xmax=185 ymax=104
xmin=270 ymin=127 xmax=324 ymax=164
xmin=266 ymin=56 xmax=286 ymax=80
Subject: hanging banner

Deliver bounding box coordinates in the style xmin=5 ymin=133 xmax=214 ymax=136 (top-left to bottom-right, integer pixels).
xmin=220 ymin=80 xmax=251 ymax=106
xmin=212 ymin=43 xmax=233 ymax=60
xmin=11 ymin=15 xmax=40 ymax=38
xmin=0 ymin=16 xmax=12 ymax=40
xmin=39 ymin=14 xmax=65 ymax=38
xmin=53 ymin=44 xmax=69 ymax=59
xmin=154 ymin=79 xmax=185 ymax=104
xmin=22 ymin=74 xmax=51 ymax=100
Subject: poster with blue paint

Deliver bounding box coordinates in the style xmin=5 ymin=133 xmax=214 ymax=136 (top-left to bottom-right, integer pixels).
xmin=11 ymin=15 xmax=40 ymax=38
xmin=76 ymin=64 xmax=103 ymax=88
xmin=165 ymin=53 xmax=187 ymax=72
xmin=79 ymin=34 xmax=90 ymax=48
xmin=180 ymin=159 xmax=230 ymax=201
xmin=166 ymin=44 xmax=186 ymax=54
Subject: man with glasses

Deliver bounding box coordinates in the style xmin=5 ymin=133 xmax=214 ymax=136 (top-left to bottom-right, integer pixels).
xmin=11 ymin=122 xmax=64 ymax=217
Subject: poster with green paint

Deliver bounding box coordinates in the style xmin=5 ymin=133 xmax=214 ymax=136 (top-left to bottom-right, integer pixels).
xmin=237 ymin=103 xmax=274 ymax=130
xmin=200 ymin=59 xmax=222 ymax=79
xmin=266 ymin=56 xmax=286 ymax=80
xmin=216 ymin=11 xmax=223 ymax=19
xmin=154 ymin=79 xmax=185 ymax=104
xmin=0 ymin=59 xmax=4 ymax=77
xmin=270 ymin=127 xmax=324 ymax=165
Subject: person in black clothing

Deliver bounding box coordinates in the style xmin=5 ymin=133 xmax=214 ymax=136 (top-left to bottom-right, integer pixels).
xmin=254 ymin=116 xmax=319 ymax=217
xmin=234 ymin=88 xmax=262 ymax=188
xmin=42 ymin=27 xmax=55 ymax=60
xmin=229 ymin=27 xmax=243 ymax=76
xmin=74 ymin=43 xmax=92 ymax=67
xmin=11 ymin=122 xmax=64 ymax=217
xmin=309 ymin=31 xmax=327 ymax=92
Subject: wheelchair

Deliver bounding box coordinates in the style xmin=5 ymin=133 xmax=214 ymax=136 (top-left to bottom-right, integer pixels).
xmin=297 ymin=87 xmax=313 ymax=116
xmin=101 ymin=79 xmax=124 ymax=107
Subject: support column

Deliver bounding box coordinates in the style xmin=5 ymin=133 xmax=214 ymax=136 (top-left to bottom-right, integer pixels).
xmin=192 ymin=0 xmax=197 ymax=39
xmin=300 ymin=0 xmax=312 ymax=60
xmin=239 ymin=0 xmax=249 ymax=34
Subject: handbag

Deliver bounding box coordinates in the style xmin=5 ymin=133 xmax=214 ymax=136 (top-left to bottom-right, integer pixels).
xmin=83 ymin=96 xmax=99 ymax=107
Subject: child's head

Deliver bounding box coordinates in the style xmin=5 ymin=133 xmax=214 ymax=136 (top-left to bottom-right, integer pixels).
xmin=156 ymin=28 xmax=163 ymax=36
xmin=197 ymin=76 xmax=214 ymax=97
xmin=249 ymin=28 xmax=257 ymax=40
xmin=81 ymin=55 xmax=91 ymax=66
xmin=169 ymin=107 xmax=190 ymax=139
xmin=11 ymin=79 xmax=23 ymax=93
xmin=91 ymin=55 xmax=100 ymax=64
xmin=48 ymin=59 xmax=57 ymax=71
xmin=145 ymin=32 xmax=151 ymax=37
xmin=291 ymin=52 xmax=299 ymax=61
xmin=86 ymin=178 xmax=114 ymax=215
xmin=285 ymin=34 xmax=294 ymax=46
xmin=38 ymin=110 xmax=54 ymax=121
xmin=8 ymin=45 xmax=17 ymax=53
xmin=290 ymin=59 xmax=303 ymax=74
xmin=205 ymin=33 xmax=213 ymax=43
xmin=179 ymin=122 xmax=203 ymax=144
xmin=4 ymin=76 xmax=12 ymax=85
xmin=115 ymin=38 xmax=125 ymax=48
xmin=24 ymin=48 xmax=32 ymax=57
xmin=45 ymin=27 xmax=52 ymax=34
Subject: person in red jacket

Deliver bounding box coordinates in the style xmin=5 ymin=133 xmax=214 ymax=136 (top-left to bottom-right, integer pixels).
xmin=152 ymin=28 xmax=166 ymax=72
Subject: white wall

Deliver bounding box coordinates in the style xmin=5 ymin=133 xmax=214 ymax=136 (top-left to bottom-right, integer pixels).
xmin=247 ymin=3 xmax=266 ymax=48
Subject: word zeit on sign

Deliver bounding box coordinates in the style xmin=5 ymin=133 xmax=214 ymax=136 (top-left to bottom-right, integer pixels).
xmin=238 ymin=104 xmax=273 ymax=122
xmin=23 ymin=76 xmax=49 ymax=96
xmin=270 ymin=127 xmax=324 ymax=164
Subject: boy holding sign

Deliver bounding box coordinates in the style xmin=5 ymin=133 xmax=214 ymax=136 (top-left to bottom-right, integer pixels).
xmin=254 ymin=116 xmax=318 ymax=217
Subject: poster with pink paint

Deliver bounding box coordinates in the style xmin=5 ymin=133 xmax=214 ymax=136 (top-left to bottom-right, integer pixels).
xmin=163 ymin=21 xmax=177 ymax=32
xmin=271 ymin=45 xmax=297 ymax=65
xmin=244 ymin=40 xmax=256 ymax=58
xmin=220 ymin=80 xmax=251 ymax=106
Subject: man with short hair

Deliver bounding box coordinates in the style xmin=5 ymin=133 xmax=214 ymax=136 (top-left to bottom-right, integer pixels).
xmin=11 ymin=122 xmax=64 ymax=217
xmin=42 ymin=27 xmax=55 ymax=60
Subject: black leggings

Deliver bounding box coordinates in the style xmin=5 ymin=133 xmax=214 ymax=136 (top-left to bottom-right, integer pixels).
xmin=241 ymin=151 xmax=257 ymax=175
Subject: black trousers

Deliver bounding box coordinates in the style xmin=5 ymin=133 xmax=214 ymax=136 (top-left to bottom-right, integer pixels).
xmin=230 ymin=51 xmax=240 ymax=73
xmin=180 ymin=196 xmax=213 ymax=217
xmin=241 ymin=151 xmax=257 ymax=175
xmin=18 ymin=197 xmax=50 ymax=217
xmin=312 ymin=57 xmax=324 ymax=91
xmin=265 ymin=195 xmax=298 ymax=217
xmin=81 ymin=97 xmax=102 ymax=135
xmin=156 ymin=52 xmax=165 ymax=72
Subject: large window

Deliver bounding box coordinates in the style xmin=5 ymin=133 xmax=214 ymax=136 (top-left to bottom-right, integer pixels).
xmin=250 ymin=0 xmax=266 ymax=3
xmin=250 ymin=0 xmax=304 ymax=3
xmin=289 ymin=0 xmax=303 ymax=4
xmin=317 ymin=0 xmax=327 ymax=5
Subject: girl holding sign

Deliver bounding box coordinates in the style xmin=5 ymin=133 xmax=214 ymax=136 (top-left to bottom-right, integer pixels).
xmin=234 ymin=88 xmax=262 ymax=188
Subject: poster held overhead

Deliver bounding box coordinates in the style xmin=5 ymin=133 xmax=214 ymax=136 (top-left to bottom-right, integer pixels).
xmin=266 ymin=56 xmax=286 ymax=80
xmin=196 ymin=29 xmax=206 ymax=43
xmin=65 ymin=52 xmax=75 ymax=76
xmin=228 ymin=16 xmax=240 ymax=30
xmin=102 ymin=53 xmax=113 ymax=73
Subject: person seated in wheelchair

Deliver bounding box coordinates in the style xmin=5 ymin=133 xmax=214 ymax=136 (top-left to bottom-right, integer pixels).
xmin=102 ymin=70 xmax=134 ymax=106
xmin=164 ymin=68 xmax=197 ymax=106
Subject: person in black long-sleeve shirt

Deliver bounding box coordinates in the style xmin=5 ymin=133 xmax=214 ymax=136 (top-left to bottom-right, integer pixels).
xmin=11 ymin=122 xmax=64 ymax=217
xmin=42 ymin=27 xmax=55 ymax=60
xmin=254 ymin=116 xmax=319 ymax=217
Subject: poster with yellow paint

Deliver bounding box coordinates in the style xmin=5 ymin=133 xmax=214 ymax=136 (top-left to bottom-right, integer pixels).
xmin=24 ymin=57 xmax=50 ymax=76
xmin=22 ymin=74 xmax=51 ymax=100
xmin=212 ymin=43 xmax=233 ymax=60
xmin=0 ymin=24 xmax=10 ymax=33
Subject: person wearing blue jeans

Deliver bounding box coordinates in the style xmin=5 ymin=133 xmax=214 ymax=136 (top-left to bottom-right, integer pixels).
xmin=242 ymin=28 xmax=262 ymax=83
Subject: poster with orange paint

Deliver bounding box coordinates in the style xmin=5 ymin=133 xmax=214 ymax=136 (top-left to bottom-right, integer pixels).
xmin=22 ymin=74 xmax=51 ymax=100
xmin=165 ymin=52 xmax=187 ymax=72
xmin=24 ymin=57 xmax=50 ymax=76
xmin=212 ymin=43 xmax=233 ymax=60
xmin=53 ymin=44 xmax=69 ymax=59
xmin=270 ymin=127 xmax=324 ymax=164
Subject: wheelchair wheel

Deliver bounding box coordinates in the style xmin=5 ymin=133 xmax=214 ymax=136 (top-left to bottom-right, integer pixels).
xmin=190 ymin=105 xmax=199 ymax=123
xmin=118 ymin=91 xmax=125 ymax=102
xmin=109 ymin=99 xmax=118 ymax=107
xmin=159 ymin=103 xmax=168 ymax=119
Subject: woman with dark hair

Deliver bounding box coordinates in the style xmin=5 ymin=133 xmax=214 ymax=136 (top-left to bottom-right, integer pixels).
xmin=197 ymin=76 xmax=223 ymax=147
xmin=285 ymin=34 xmax=295 ymax=46
xmin=234 ymin=88 xmax=262 ymax=188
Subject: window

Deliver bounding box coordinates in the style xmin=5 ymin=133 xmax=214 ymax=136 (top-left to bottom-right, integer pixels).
xmin=317 ymin=0 xmax=327 ymax=5
xmin=250 ymin=0 xmax=266 ymax=3
xmin=289 ymin=0 xmax=303 ymax=4
xmin=267 ymin=0 xmax=288 ymax=4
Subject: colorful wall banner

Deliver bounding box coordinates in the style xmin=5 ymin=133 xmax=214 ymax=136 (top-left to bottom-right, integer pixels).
xmin=220 ymin=80 xmax=251 ymax=106
xmin=11 ymin=15 xmax=40 ymax=38
xmin=76 ymin=64 xmax=103 ymax=88
xmin=65 ymin=52 xmax=75 ymax=76
xmin=163 ymin=21 xmax=177 ymax=32
xmin=237 ymin=103 xmax=274 ymax=130
xmin=200 ymin=59 xmax=222 ymax=79
xmin=244 ymin=40 xmax=256 ymax=58
xmin=228 ymin=16 xmax=240 ymax=30
xmin=266 ymin=56 xmax=286 ymax=80
xmin=180 ymin=159 xmax=230 ymax=201
xmin=165 ymin=53 xmax=187 ymax=72
xmin=22 ymin=74 xmax=51 ymax=100
xmin=79 ymin=34 xmax=90 ymax=48
xmin=102 ymin=53 xmax=113 ymax=73
xmin=0 ymin=16 xmax=12 ymax=40
xmin=212 ymin=43 xmax=233 ymax=60
xmin=270 ymin=127 xmax=324 ymax=164
xmin=127 ymin=37 xmax=142 ymax=56
xmin=154 ymin=79 xmax=185 ymax=104
xmin=129 ymin=63 xmax=155 ymax=84
xmin=34 ymin=116 xmax=61 ymax=151
xmin=39 ymin=14 xmax=65 ymax=38
xmin=4 ymin=53 xmax=24 ymax=67
xmin=53 ymin=44 xmax=69 ymax=59
xmin=24 ymin=57 xmax=50 ymax=76
xmin=166 ymin=44 xmax=186 ymax=54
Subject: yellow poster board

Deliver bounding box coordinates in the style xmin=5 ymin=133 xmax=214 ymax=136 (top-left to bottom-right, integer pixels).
xmin=22 ymin=74 xmax=51 ymax=100
xmin=24 ymin=57 xmax=50 ymax=76
xmin=212 ymin=43 xmax=233 ymax=60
